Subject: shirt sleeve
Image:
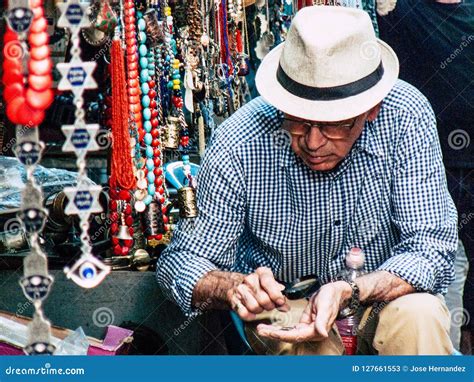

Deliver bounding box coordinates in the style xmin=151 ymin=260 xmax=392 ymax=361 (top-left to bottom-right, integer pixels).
xmin=156 ymin=143 xmax=246 ymax=316
xmin=377 ymin=102 xmax=458 ymax=294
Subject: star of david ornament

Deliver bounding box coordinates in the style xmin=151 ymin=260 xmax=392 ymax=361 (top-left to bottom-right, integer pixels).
xmin=57 ymin=59 xmax=97 ymax=97
xmin=63 ymin=183 xmax=102 ymax=219
xmin=62 ymin=123 xmax=100 ymax=157
xmin=64 ymin=254 xmax=110 ymax=289
xmin=57 ymin=0 xmax=91 ymax=35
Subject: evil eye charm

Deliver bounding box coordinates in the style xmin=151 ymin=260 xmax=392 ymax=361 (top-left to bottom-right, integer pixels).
xmin=24 ymin=342 xmax=56 ymax=356
xmin=64 ymin=254 xmax=110 ymax=289
xmin=17 ymin=207 xmax=47 ymax=234
xmin=20 ymin=274 xmax=54 ymax=302
xmin=6 ymin=7 xmax=34 ymax=33
xmin=13 ymin=140 xmax=45 ymax=167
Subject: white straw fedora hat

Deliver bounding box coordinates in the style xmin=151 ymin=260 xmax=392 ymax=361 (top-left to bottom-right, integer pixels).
xmin=256 ymin=6 xmax=399 ymax=122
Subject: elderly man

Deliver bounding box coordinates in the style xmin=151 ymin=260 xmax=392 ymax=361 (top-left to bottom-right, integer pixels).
xmin=157 ymin=6 xmax=457 ymax=355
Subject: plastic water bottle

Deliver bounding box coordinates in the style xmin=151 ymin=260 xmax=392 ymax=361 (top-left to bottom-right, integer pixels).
xmin=335 ymin=247 xmax=366 ymax=355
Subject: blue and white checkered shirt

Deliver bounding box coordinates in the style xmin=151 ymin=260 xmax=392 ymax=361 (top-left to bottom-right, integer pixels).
xmin=157 ymin=80 xmax=458 ymax=315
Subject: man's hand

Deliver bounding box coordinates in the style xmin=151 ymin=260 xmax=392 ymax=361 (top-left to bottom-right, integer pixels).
xmin=228 ymin=267 xmax=290 ymax=321
xmin=256 ymin=281 xmax=351 ymax=342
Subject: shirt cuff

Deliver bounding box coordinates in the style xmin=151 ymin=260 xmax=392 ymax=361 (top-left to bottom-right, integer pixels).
xmin=170 ymin=256 xmax=218 ymax=317
xmin=377 ymin=253 xmax=437 ymax=293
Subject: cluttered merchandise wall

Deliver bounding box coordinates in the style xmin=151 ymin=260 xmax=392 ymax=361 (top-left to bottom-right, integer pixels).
xmin=0 ymin=0 xmax=375 ymax=355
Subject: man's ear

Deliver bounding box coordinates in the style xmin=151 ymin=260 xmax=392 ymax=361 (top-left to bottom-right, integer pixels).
xmin=367 ymin=102 xmax=382 ymax=122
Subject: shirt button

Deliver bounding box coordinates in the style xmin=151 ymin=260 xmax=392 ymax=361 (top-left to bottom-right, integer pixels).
xmin=334 ymin=220 xmax=341 ymax=226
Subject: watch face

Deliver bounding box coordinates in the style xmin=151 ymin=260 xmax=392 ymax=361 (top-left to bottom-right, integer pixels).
xmin=282 ymin=275 xmax=320 ymax=300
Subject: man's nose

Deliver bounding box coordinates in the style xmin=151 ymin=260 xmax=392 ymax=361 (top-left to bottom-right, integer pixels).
xmin=304 ymin=126 xmax=328 ymax=151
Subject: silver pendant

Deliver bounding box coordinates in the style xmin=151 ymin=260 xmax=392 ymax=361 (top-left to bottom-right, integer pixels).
xmin=17 ymin=182 xmax=48 ymax=235
xmin=24 ymin=313 xmax=56 ymax=355
xmin=6 ymin=0 xmax=33 ymax=34
xmin=64 ymin=253 xmax=110 ymax=289
xmin=20 ymin=248 xmax=54 ymax=302
xmin=13 ymin=127 xmax=45 ymax=168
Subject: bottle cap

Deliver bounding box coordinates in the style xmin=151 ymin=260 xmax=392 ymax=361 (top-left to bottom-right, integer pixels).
xmin=346 ymin=247 xmax=365 ymax=269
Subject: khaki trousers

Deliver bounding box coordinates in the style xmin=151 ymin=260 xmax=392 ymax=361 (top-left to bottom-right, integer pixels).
xmin=244 ymin=293 xmax=454 ymax=355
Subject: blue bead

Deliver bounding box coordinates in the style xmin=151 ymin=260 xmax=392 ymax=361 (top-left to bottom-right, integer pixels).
xmin=140 ymin=71 xmax=149 ymax=83
xmin=143 ymin=108 xmax=152 ymax=121
xmin=147 ymin=172 xmax=156 ymax=183
xmin=146 ymin=158 xmax=154 ymax=170
xmin=148 ymin=70 xmax=155 ymax=77
xmin=139 ymin=44 xmax=148 ymax=57
xmin=144 ymin=195 xmax=153 ymax=206
xmin=142 ymin=95 xmax=151 ymax=108
xmin=139 ymin=31 xmax=147 ymax=43
xmin=144 ymin=133 xmax=153 ymax=145
xmin=81 ymin=265 xmax=96 ymax=279
xmin=165 ymin=55 xmax=171 ymax=61
xmin=182 ymin=155 xmax=190 ymax=163
xmin=146 ymin=146 xmax=154 ymax=158
xmin=140 ymin=57 xmax=149 ymax=68
xmin=141 ymin=83 xmax=150 ymax=94
xmin=144 ymin=121 xmax=152 ymax=132
xmin=138 ymin=18 xmax=146 ymax=31
xmin=148 ymin=184 xmax=156 ymax=195
xmin=148 ymin=64 xmax=155 ymax=70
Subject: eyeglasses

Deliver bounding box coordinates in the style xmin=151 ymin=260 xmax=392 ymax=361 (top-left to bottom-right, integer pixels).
xmin=282 ymin=116 xmax=359 ymax=140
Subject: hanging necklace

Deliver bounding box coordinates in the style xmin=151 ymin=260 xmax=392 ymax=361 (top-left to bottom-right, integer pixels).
xmin=56 ymin=0 xmax=110 ymax=289
xmin=3 ymin=0 xmax=53 ymax=126
xmin=3 ymin=0 xmax=55 ymax=355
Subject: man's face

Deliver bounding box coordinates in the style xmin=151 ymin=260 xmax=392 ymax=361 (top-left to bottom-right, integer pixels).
xmin=282 ymin=105 xmax=380 ymax=171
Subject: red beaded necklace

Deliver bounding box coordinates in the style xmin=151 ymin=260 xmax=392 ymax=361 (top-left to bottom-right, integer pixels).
xmin=2 ymin=0 xmax=53 ymax=126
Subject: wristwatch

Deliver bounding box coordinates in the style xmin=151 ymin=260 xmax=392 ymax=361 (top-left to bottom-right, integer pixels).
xmin=337 ymin=280 xmax=361 ymax=319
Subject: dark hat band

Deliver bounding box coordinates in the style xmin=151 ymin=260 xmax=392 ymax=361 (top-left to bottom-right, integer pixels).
xmin=276 ymin=62 xmax=384 ymax=101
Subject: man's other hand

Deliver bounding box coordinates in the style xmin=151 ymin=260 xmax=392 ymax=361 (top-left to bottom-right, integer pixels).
xmin=228 ymin=267 xmax=290 ymax=321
